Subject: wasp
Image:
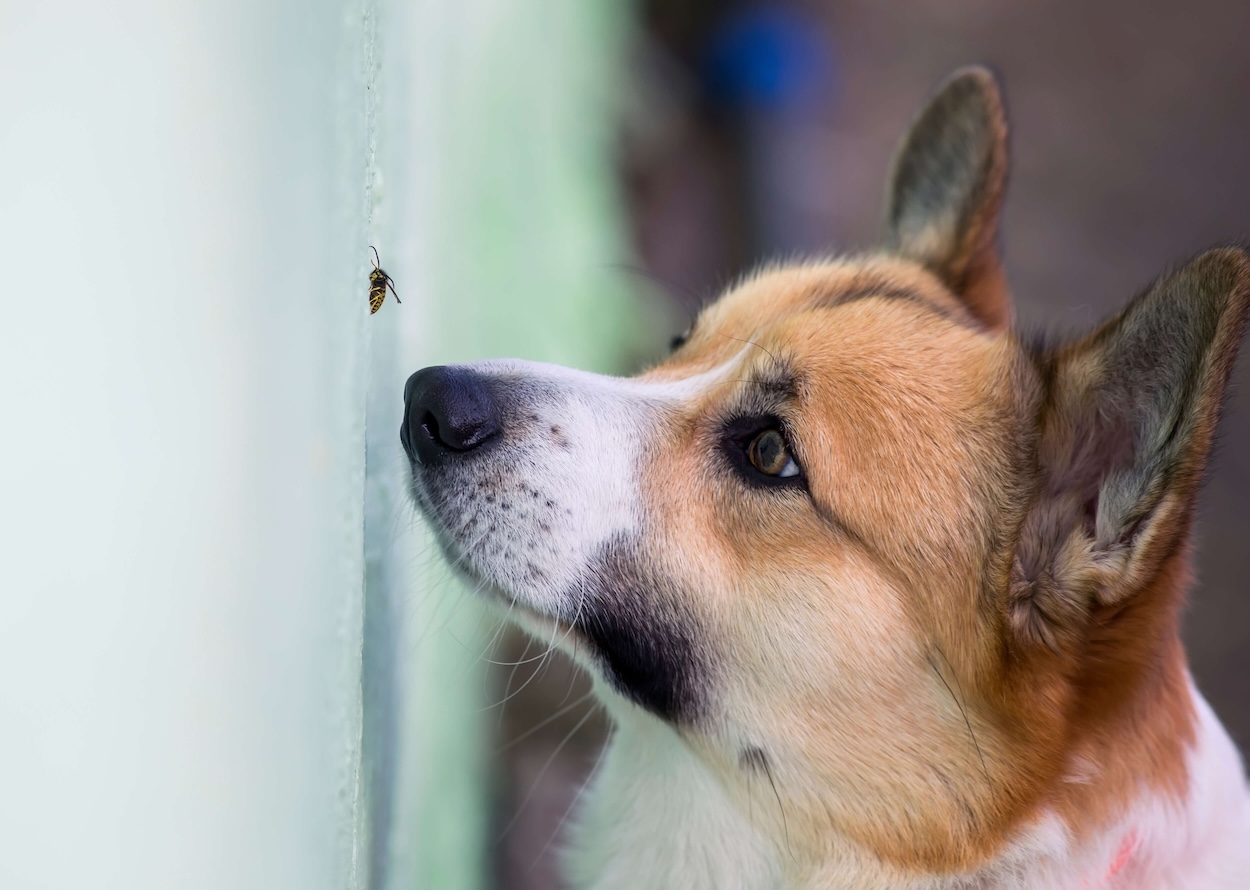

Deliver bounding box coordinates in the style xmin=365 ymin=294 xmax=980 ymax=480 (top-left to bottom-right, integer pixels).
xmin=368 ymin=245 xmax=400 ymax=314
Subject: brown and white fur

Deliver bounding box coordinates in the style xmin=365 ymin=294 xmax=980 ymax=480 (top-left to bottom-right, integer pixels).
xmin=402 ymin=68 xmax=1250 ymax=889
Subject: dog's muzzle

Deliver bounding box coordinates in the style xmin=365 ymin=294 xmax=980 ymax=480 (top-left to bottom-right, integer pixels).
xmin=402 ymin=365 xmax=501 ymax=465
xmin=398 ymin=359 xmax=708 ymax=722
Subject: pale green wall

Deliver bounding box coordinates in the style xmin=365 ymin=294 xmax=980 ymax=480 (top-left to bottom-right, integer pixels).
xmin=366 ymin=2 xmax=643 ymax=888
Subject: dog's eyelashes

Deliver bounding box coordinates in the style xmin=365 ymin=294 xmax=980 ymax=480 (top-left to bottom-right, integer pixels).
xmin=747 ymin=429 xmax=800 ymax=478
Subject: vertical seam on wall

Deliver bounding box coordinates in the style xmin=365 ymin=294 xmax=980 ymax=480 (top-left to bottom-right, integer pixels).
xmin=354 ymin=0 xmax=381 ymax=886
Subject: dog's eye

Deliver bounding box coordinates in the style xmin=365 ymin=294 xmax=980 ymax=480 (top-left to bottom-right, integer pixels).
xmin=747 ymin=429 xmax=799 ymax=478
xmin=669 ymin=328 xmax=691 ymax=352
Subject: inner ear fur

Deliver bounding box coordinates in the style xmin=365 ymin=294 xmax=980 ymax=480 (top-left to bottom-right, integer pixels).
xmin=885 ymin=66 xmax=1011 ymax=330
xmin=1010 ymin=248 xmax=1250 ymax=651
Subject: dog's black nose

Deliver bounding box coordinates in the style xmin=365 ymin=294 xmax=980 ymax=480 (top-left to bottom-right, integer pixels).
xmin=403 ymin=366 xmax=501 ymax=464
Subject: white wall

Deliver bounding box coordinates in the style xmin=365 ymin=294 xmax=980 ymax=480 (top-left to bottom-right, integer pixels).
xmin=0 ymin=1 xmax=379 ymax=887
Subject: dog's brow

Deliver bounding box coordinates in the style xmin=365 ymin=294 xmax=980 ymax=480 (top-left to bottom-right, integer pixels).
xmin=748 ymin=361 xmax=798 ymax=399
xmin=827 ymin=281 xmax=980 ymax=329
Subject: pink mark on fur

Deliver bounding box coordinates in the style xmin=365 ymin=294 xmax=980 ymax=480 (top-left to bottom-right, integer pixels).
xmin=1080 ymin=830 xmax=1139 ymax=889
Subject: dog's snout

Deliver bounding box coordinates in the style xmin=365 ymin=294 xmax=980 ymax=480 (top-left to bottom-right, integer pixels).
xmin=403 ymin=366 xmax=501 ymax=464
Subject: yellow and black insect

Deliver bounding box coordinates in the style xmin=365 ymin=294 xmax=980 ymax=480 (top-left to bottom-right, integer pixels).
xmin=368 ymin=245 xmax=400 ymax=314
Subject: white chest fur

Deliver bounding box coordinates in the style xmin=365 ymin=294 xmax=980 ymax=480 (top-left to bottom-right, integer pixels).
xmin=560 ymin=687 xmax=1250 ymax=890
xmin=564 ymin=704 xmax=782 ymax=890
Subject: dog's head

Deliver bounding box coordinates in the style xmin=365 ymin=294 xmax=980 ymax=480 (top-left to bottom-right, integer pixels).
xmin=403 ymin=68 xmax=1250 ymax=873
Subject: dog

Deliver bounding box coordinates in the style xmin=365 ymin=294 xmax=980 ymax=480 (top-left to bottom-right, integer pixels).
xmin=402 ymin=67 xmax=1250 ymax=889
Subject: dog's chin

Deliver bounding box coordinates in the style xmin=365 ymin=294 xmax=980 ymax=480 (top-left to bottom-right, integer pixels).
xmin=418 ymin=510 xmax=584 ymax=648
xmin=466 ymin=574 xmax=588 ymax=665
xmin=501 ymin=598 xmax=585 ymax=654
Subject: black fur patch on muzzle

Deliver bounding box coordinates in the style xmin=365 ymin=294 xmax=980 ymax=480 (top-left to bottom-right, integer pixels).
xmin=571 ymin=538 xmax=706 ymax=724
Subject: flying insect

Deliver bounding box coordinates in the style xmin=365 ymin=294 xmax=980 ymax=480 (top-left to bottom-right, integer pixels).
xmin=368 ymin=246 xmax=400 ymax=314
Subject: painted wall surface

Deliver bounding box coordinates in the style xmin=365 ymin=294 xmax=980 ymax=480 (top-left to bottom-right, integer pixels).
xmin=371 ymin=2 xmax=639 ymax=888
xmin=0 ymin=1 xmax=376 ymax=887
xmin=0 ymin=1 xmax=632 ymax=888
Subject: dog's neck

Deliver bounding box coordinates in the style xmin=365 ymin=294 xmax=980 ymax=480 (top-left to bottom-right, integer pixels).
xmin=565 ymin=697 xmax=782 ymax=890
xmin=565 ymin=683 xmax=1250 ymax=890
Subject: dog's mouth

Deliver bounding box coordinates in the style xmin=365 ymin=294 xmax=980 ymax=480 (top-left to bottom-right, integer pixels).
xmin=412 ymin=472 xmax=704 ymax=723
xmin=410 ymin=470 xmax=580 ymax=624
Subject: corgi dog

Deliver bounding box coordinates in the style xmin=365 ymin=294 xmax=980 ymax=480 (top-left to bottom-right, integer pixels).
xmin=402 ymin=67 xmax=1250 ymax=889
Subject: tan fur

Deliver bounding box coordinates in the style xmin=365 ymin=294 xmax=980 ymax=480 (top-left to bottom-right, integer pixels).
xmin=618 ymin=211 xmax=1250 ymax=879
xmin=637 ymin=259 xmax=1031 ymax=872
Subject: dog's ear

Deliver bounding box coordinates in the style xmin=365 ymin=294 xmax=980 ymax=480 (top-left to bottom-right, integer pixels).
xmin=1010 ymin=248 xmax=1250 ymax=651
xmin=884 ymin=67 xmax=1010 ymax=330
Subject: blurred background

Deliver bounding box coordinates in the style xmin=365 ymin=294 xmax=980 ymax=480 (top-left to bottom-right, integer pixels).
xmin=1 ymin=1 xmax=1247 ymax=889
